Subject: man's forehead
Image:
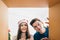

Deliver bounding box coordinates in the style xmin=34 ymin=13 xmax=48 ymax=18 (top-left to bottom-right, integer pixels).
xmin=32 ymin=21 xmax=39 ymax=26
xmin=33 ymin=21 xmax=42 ymax=25
xmin=34 ymin=21 xmax=40 ymax=23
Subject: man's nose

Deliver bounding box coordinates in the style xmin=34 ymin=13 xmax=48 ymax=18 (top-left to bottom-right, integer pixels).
xmin=37 ymin=26 xmax=42 ymax=29
xmin=37 ymin=26 xmax=40 ymax=29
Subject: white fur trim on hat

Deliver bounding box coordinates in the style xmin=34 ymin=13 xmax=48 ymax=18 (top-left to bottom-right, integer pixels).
xmin=18 ymin=19 xmax=28 ymax=25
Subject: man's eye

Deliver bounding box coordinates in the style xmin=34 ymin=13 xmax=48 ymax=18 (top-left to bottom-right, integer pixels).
xmin=38 ymin=23 xmax=40 ymax=26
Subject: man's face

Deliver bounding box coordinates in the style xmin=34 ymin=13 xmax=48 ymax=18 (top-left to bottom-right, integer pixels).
xmin=32 ymin=21 xmax=42 ymax=32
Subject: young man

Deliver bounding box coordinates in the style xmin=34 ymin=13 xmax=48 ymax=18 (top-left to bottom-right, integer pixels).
xmin=30 ymin=18 xmax=49 ymax=40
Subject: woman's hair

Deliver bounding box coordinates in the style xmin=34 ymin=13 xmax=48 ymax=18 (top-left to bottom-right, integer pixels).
xmin=17 ymin=23 xmax=30 ymax=40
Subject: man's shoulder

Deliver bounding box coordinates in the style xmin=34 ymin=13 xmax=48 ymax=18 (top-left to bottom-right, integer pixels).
xmin=34 ymin=32 xmax=41 ymax=40
xmin=34 ymin=32 xmax=40 ymax=36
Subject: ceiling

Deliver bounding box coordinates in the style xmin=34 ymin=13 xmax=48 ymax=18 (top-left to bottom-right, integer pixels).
xmin=49 ymin=0 xmax=60 ymax=7
xmin=2 ymin=0 xmax=60 ymax=7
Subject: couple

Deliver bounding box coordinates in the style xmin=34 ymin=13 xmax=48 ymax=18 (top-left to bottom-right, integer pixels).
xmin=13 ymin=18 xmax=48 ymax=40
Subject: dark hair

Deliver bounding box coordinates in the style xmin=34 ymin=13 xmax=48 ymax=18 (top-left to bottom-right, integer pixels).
xmin=17 ymin=23 xmax=30 ymax=40
xmin=30 ymin=18 xmax=40 ymax=26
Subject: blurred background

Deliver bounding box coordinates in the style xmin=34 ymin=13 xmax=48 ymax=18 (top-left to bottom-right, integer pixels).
xmin=0 ymin=0 xmax=60 ymax=40
xmin=8 ymin=8 xmax=49 ymax=40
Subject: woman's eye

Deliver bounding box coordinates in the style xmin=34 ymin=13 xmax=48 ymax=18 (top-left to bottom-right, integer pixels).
xmin=25 ymin=24 xmax=27 ymax=26
xmin=21 ymin=24 xmax=27 ymax=26
xmin=21 ymin=25 xmax=23 ymax=26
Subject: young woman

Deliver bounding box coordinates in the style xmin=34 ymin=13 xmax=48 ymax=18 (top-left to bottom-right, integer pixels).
xmin=13 ymin=19 xmax=34 ymax=40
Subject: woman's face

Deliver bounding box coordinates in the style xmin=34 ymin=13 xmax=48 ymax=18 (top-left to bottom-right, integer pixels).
xmin=20 ymin=22 xmax=28 ymax=33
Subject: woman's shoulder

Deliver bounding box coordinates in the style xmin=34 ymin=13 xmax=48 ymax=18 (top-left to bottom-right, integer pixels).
xmin=30 ymin=35 xmax=34 ymax=40
xmin=12 ymin=35 xmax=17 ymax=40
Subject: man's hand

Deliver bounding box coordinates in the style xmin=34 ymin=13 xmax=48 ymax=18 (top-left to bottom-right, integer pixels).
xmin=41 ymin=37 xmax=49 ymax=40
xmin=45 ymin=17 xmax=49 ymax=27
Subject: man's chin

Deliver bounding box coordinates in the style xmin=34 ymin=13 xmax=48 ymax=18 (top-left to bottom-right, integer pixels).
xmin=36 ymin=30 xmax=40 ymax=32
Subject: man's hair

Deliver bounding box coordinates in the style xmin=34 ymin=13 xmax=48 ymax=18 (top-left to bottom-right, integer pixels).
xmin=30 ymin=18 xmax=40 ymax=26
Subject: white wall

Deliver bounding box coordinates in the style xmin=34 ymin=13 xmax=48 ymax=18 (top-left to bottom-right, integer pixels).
xmin=8 ymin=8 xmax=49 ymax=39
